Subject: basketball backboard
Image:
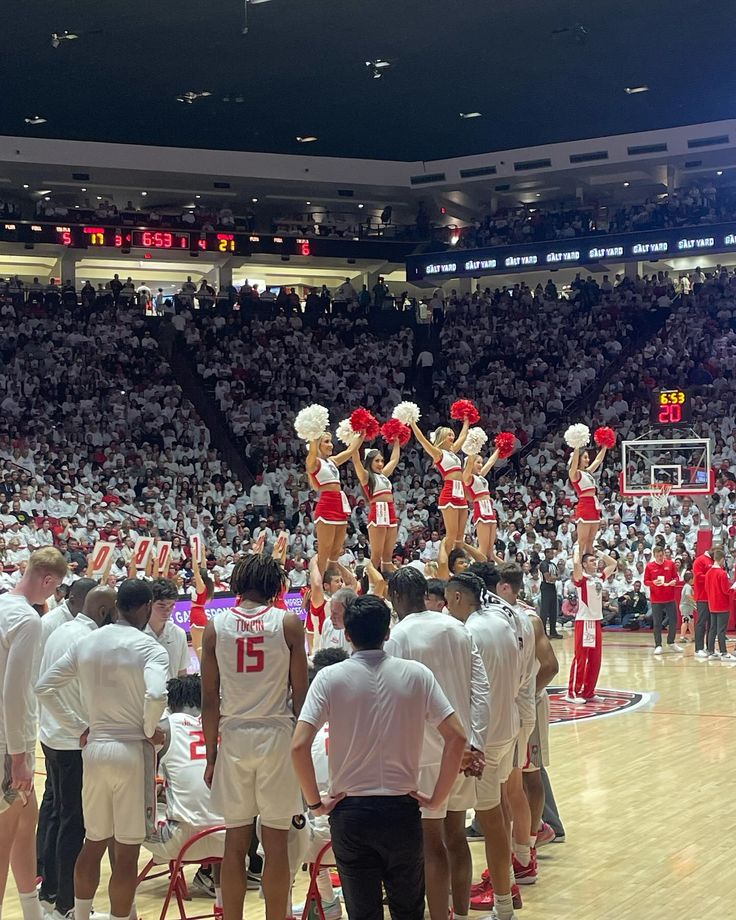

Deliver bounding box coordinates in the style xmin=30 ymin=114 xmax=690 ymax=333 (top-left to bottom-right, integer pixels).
xmin=620 ymin=437 xmax=713 ymax=496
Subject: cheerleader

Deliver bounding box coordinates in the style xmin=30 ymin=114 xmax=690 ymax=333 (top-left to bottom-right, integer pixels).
xmin=188 ymin=544 xmax=214 ymax=663
xmin=462 ymin=445 xmax=501 ymax=562
xmin=568 ymin=440 xmax=609 ymax=556
xmin=351 ymin=437 xmax=402 ymax=571
xmin=305 ymin=431 xmax=363 ymax=578
xmin=410 ymin=417 xmax=470 ymax=553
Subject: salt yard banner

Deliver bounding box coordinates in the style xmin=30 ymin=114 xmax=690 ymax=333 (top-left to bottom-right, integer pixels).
xmin=172 ymin=591 xmax=306 ymax=631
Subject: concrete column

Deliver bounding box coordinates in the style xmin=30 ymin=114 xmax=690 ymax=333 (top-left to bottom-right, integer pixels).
xmin=218 ymin=259 xmax=233 ymax=289
xmin=622 ymin=260 xmax=641 ymax=280
xmin=58 ymin=250 xmax=76 ymax=286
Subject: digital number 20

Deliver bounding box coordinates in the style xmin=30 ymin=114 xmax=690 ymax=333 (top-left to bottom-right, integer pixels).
xmin=236 ymin=636 xmax=265 ymax=672
xmin=659 ymin=403 xmax=682 ymax=424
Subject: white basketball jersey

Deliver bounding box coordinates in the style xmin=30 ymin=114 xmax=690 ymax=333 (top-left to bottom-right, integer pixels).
xmin=466 ymin=605 xmax=521 ymax=746
xmin=161 ymin=712 xmax=223 ymax=827
xmin=311 ymin=724 xmax=330 ymax=789
xmin=213 ymin=604 xmax=292 ymax=729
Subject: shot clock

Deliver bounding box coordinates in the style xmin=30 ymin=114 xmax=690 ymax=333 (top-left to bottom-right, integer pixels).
xmin=650 ymin=389 xmax=692 ymax=426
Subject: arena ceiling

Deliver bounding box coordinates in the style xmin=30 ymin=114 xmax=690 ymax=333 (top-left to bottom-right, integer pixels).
xmin=3 ymin=0 xmax=736 ymax=163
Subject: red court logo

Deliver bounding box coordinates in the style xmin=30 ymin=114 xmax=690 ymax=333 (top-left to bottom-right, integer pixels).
xmin=547 ymin=687 xmax=653 ymax=724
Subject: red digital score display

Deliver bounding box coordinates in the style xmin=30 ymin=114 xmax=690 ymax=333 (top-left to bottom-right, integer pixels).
xmin=651 ymin=389 xmax=692 ymax=426
xmin=131 ymin=230 xmax=190 ymax=250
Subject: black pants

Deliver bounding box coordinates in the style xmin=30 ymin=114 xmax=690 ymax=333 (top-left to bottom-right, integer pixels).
xmin=329 ymin=795 xmax=424 ymax=920
xmin=707 ymin=611 xmax=729 ymax=655
xmin=695 ymin=600 xmax=710 ymax=652
xmin=652 ymin=601 xmax=676 ymax=647
xmin=540 ymin=590 xmax=558 ymax=635
xmin=38 ymin=744 xmax=85 ymax=913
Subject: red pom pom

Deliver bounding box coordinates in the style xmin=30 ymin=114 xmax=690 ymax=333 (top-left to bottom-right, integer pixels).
xmin=350 ymin=407 xmax=380 ymax=440
xmin=380 ymin=419 xmax=411 ymax=447
xmin=594 ymin=426 xmax=616 ymax=449
xmin=494 ymin=431 xmax=516 ymax=459
xmin=450 ymin=399 xmax=480 ymax=424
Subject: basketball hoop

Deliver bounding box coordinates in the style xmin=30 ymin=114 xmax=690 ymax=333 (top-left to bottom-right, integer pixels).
xmin=648 ymin=482 xmax=673 ymax=512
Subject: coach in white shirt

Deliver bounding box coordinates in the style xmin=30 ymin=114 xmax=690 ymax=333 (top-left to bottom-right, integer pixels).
xmin=318 ymin=588 xmax=354 ymax=654
xmin=292 ymin=595 xmax=466 ymax=920
xmin=36 ymin=586 xmax=117 ymax=918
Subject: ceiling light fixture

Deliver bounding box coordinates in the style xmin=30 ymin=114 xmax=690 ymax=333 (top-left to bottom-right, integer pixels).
xmin=176 ymin=91 xmax=212 ymax=104
xmin=459 ymin=112 xmax=482 ymax=119
xmin=296 ymin=135 xmax=318 ymax=143
xmin=717 ymin=170 xmax=724 ymax=176
xmin=536 ymin=193 xmax=541 ymax=198
xmin=22 ymin=184 xmax=29 ymax=189
xmin=624 ymin=85 xmax=649 ymax=94
xmin=624 ymin=181 xmax=630 ymax=187
xmin=141 ymin=191 xmax=147 ymax=196
xmin=306 ymin=201 xmax=311 ymax=205
xmin=81 ymin=187 xmax=87 ymax=192
xmin=365 ymin=59 xmax=392 ymax=79
xmin=251 ymin=197 xmax=258 ymax=203
xmin=358 ymin=203 xmax=364 ymax=209
xmin=24 ymin=116 xmax=47 ymax=125
xmin=37 ymin=190 xmax=51 ymax=196
xmin=44 ymin=196 xmax=50 ymax=201
xmin=195 ymin=194 xmax=201 ymax=199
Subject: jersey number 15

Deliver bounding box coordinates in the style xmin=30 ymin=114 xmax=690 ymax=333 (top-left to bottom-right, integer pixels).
xmin=236 ymin=636 xmax=265 ymax=673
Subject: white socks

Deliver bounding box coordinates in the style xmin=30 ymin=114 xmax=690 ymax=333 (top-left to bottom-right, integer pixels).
xmin=18 ymin=891 xmax=42 ymax=920
xmin=316 ymin=867 xmax=334 ymax=903
xmin=513 ymin=842 xmax=531 ymax=867
xmin=74 ymin=897 xmax=94 ymax=920
xmin=494 ymin=892 xmax=514 ymax=920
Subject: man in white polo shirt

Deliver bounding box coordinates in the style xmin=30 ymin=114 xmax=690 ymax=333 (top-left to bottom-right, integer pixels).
xmin=318 ymin=588 xmax=355 ymax=654
xmin=385 ymin=567 xmax=489 ymax=920
xmin=291 ymin=595 xmax=466 ymax=920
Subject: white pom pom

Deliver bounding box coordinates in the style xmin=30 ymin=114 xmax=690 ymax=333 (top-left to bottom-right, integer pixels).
xmin=462 ymin=427 xmax=488 ymax=457
xmin=294 ymin=404 xmax=329 ymax=442
xmin=393 ymin=401 xmax=421 ymax=425
xmin=336 ymin=418 xmax=358 ymax=446
xmin=564 ymin=423 xmax=591 ymax=449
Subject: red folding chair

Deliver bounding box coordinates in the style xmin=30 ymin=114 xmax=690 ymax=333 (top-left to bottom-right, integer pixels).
xmin=300 ymin=840 xmax=338 ymax=920
xmin=137 ymin=825 xmax=227 ymax=920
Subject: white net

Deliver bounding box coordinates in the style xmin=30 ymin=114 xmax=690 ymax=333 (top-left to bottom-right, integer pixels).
xmin=648 ymin=482 xmax=673 ymax=513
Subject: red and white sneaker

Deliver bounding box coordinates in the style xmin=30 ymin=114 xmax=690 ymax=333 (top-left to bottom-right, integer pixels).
xmin=536 ymin=822 xmax=556 ymax=847
xmin=512 ymin=849 xmax=538 ymax=885
xmin=469 ymin=877 xmax=522 ymax=911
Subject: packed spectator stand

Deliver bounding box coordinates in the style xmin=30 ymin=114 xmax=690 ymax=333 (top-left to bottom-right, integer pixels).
xmin=1 ymin=261 xmax=735 ymax=629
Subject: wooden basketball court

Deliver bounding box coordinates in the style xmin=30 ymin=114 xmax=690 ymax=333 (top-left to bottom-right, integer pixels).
xmin=5 ymin=631 xmax=731 ymax=920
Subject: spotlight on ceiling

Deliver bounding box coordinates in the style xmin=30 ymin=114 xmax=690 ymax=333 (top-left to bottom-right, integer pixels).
xmin=624 ymin=85 xmax=649 ymax=94
xmin=717 ymin=170 xmax=724 ymax=176
xmin=365 ymin=59 xmax=392 ymax=79
xmin=623 ymin=181 xmax=630 ymax=187
xmin=22 ymin=184 xmax=29 ymax=189
xmin=176 ymin=91 xmax=212 ymax=104
xmin=296 ymin=136 xmax=318 ymax=143
xmin=24 ymin=116 xmax=47 ymax=125
xmin=459 ymin=112 xmax=482 ymax=119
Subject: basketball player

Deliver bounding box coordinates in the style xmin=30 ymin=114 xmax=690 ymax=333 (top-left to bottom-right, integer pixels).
xmin=318 ymin=588 xmax=356 ymax=653
xmin=35 ymin=578 xmax=169 ymax=920
xmin=493 ymin=564 xmax=539 ymax=888
xmin=519 ymin=596 xmax=559 ymax=860
xmin=0 ymin=548 xmax=68 ymax=920
xmin=291 ymin=594 xmax=466 ymax=920
xmin=201 ymin=555 xmax=308 ymax=920
xmin=40 ymin=578 xmax=97 ymax=647
xmin=643 ymin=545 xmax=683 ymax=655
xmin=444 ymin=570 xmax=521 ymax=919
xmin=386 ymin=567 xmax=490 ymax=920
xmin=36 ymin=585 xmax=117 ymax=920
xmin=147 ymin=578 xmax=189 ymax=679
xmin=693 ymin=545 xmax=715 ymax=659
xmin=134 ymin=676 xmax=227 ymax=916
xmin=566 ymin=548 xmax=618 ymax=702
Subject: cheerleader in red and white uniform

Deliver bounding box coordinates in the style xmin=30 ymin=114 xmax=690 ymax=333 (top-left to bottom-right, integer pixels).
xmin=188 ymin=544 xmax=214 ymax=663
xmin=305 ymin=431 xmax=363 ymax=577
xmin=568 ymin=443 xmax=608 ymax=556
xmin=351 ymin=437 xmax=402 ymax=571
xmin=410 ymin=418 xmax=471 ymax=554
xmin=462 ymin=449 xmax=500 ymax=563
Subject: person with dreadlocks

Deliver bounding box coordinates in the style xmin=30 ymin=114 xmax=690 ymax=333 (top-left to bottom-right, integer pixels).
xmin=385 ymin=567 xmax=489 ymax=920
xmin=201 ymin=554 xmax=308 ymax=920
xmin=351 ymin=438 xmax=402 ymax=571
xmin=139 ymin=676 xmax=226 ymax=914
